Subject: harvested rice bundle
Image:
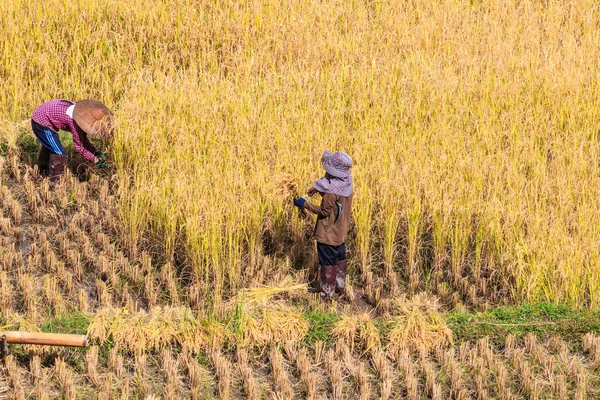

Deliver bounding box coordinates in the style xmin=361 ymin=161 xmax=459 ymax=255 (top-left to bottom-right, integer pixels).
xmin=331 ymin=312 xmax=380 ymax=353
xmin=386 ymin=293 xmax=452 ymax=354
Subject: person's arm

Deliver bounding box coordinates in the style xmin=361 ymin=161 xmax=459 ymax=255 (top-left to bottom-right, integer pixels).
xmin=79 ymin=131 xmax=97 ymax=156
xmin=304 ymin=193 xmax=336 ymax=218
xmin=72 ymin=127 xmax=97 ymax=163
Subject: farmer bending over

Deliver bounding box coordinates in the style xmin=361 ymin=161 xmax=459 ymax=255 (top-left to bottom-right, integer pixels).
xmin=294 ymin=151 xmax=353 ymax=301
xmin=31 ymin=99 xmax=114 ymax=180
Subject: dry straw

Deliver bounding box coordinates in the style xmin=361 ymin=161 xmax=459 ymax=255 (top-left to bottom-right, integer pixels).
xmin=386 ymin=293 xmax=453 ymax=354
xmin=87 ymin=306 xmax=228 ymax=353
xmin=3 ymin=0 xmax=599 ymax=307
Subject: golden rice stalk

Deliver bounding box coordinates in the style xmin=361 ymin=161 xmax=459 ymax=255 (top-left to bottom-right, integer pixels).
xmin=3 ymin=354 xmax=23 ymax=400
xmin=99 ymin=374 xmax=114 ymax=400
xmin=254 ymin=305 xmax=309 ymax=345
xmin=78 ymin=288 xmax=90 ymax=313
xmin=236 ymin=347 xmax=260 ymax=400
xmin=296 ymin=347 xmax=317 ymax=400
xmin=239 ymin=364 xmax=260 ymax=400
xmin=143 ymin=274 xmax=158 ymax=307
xmin=386 ymin=293 xmax=452 ymax=354
xmin=331 ymin=315 xmax=359 ymax=349
xmin=96 ymin=279 xmax=112 ymax=308
xmin=42 ymin=275 xmax=64 ymax=316
xmin=269 ymin=346 xmax=294 ymax=399
xmin=325 ymin=348 xmax=344 ymax=400
xmin=358 ymin=315 xmax=381 ymax=353
xmin=397 ymin=350 xmax=418 ymax=400
xmin=331 ymin=313 xmax=380 ymax=353
xmin=33 ymin=369 xmax=50 ymax=400
xmin=87 ymin=306 xmax=227 ymax=354
xmin=209 ymin=349 xmax=231 ymax=400
xmin=477 ymin=337 xmax=494 ymax=364
xmin=371 ymin=348 xmax=394 ymax=400
xmin=0 ymin=271 xmax=13 ymax=314
xmin=441 ymin=348 xmax=468 ymax=400
xmin=225 ymin=275 xmax=308 ymax=311
xmin=582 ymin=333 xmax=600 ymax=365
xmin=274 ymin=172 xmax=301 ymax=201
xmin=314 ymin=340 xmax=324 ymax=365
xmin=3 ymin=354 xmax=19 ymax=386
xmin=182 ymin=353 xmax=212 ymax=400
xmin=132 ymin=351 xmax=151 ymax=399
xmin=356 ymin=362 xmax=371 ymax=400
xmin=160 ymin=263 xmax=180 ymax=304
xmin=119 ymin=378 xmax=131 ymax=400
xmin=419 ymin=354 xmax=442 ymax=400
xmin=8 ymin=154 xmax=21 ymax=183
xmin=161 ymin=349 xmax=181 ymax=400
xmin=494 ymin=361 xmax=514 ymax=400
xmin=553 ymin=374 xmax=568 ymax=399
xmin=108 ymin=347 xmax=124 ymax=378
xmin=0 ymin=217 xmax=11 ymax=236
xmin=29 ymin=355 xmax=41 ymax=385
xmin=504 ymin=334 xmax=516 ymax=359
xmin=574 ymin=368 xmax=587 ymax=400
xmin=54 ymin=358 xmax=76 ymax=400
xmin=18 ymin=273 xmax=38 ymax=321
xmin=86 ymin=346 xmax=100 ymax=387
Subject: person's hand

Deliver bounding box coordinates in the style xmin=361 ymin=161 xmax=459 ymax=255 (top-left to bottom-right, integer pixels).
xmin=307 ymin=187 xmax=318 ymax=196
xmin=95 ymin=159 xmax=110 ymax=169
xmin=94 ymin=151 xmax=106 ymax=160
xmin=293 ymin=197 xmax=306 ymax=208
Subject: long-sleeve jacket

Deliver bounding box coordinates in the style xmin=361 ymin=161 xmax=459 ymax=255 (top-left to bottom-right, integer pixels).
xmin=303 ymin=192 xmax=353 ymax=246
xmin=32 ymin=100 xmax=97 ymax=162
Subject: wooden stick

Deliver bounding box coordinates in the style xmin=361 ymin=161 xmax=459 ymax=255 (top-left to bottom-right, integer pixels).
xmin=0 ymin=331 xmax=87 ymax=347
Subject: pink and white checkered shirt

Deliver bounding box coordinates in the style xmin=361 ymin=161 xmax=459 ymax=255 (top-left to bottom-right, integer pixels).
xmin=32 ymin=100 xmax=97 ymax=162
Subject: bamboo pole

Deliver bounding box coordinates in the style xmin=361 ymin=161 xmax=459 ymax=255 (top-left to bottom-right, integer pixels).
xmin=0 ymin=331 xmax=87 ymax=347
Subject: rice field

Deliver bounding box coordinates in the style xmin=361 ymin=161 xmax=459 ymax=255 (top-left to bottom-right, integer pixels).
xmin=0 ymin=154 xmax=598 ymax=398
xmin=2 ymin=0 xmax=600 ymax=398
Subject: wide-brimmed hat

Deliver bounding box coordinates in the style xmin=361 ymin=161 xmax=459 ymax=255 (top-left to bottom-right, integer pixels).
xmin=321 ymin=150 xmax=352 ymax=178
xmin=73 ymin=99 xmax=114 ymax=140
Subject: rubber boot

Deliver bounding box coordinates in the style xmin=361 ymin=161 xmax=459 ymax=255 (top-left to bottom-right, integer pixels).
xmin=308 ymin=265 xmax=321 ymax=294
xmin=37 ymin=146 xmax=51 ymax=176
xmin=320 ymin=265 xmax=336 ymax=301
xmin=335 ymin=259 xmax=347 ymax=294
xmin=48 ymin=154 xmax=68 ymax=183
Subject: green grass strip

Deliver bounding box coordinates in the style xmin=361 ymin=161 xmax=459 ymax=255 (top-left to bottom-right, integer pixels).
xmin=448 ymin=302 xmax=600 ymax=349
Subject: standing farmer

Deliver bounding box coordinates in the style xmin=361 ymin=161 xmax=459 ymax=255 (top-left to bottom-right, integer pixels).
xmin=294 ymin=151 xmax=353 ymax=301
xmin=31 ymin=99 xmax=114 ymax=179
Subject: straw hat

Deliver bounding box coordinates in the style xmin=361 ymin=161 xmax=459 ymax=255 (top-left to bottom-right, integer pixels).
xmin=73 ymin=99 xmax=114 ymax=140
xmin=321 ymin=150 xmax=352 ymax=178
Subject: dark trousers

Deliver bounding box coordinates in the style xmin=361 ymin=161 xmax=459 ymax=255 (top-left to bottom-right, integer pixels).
xmin=31 ymin=120 xmax=66 ymax=155
xmin=316 ymin=242 xmax=347 ymax=299
xmin=317 ymin=242 xmax=346 ymax=266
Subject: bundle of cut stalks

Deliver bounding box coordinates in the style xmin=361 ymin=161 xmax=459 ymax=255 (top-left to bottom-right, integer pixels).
xmin=87 ymin=306 xmax=228 ymax=354
xmin=224 ymin=277 xmax=310 ymax=345
xmin=386 ymin=293 xmax=453 ymax=354
xmin=331 ymin=313 xmax=380 ymax=353
xmin=226 ymin=275 xmax=308 ymax=309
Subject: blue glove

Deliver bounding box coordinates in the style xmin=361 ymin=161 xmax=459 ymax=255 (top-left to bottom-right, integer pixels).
xmin=94 ymin=151 xmax=106 ymax=160
xmin=293 ymin=197 xmax=306 ymax=208
xmin=95 ymin=159 xmax=110 ymax=169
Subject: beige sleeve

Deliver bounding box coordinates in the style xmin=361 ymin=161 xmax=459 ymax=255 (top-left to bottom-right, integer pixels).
xmin=304 ymin=193 xmax=336 ymax=218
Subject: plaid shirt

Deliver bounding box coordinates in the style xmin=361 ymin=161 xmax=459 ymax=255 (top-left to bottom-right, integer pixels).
xmin=32 ymin=100 xmax=97 ymax=162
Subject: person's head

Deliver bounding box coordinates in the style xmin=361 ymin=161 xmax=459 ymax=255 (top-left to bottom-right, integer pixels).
xmin=321 ymin=151 xmax=352 ymax=178
xmin=73 ymin=100 xmax=115 ymax=140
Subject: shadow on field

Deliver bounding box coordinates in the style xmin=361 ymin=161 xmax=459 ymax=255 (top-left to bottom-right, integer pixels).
xmin=261 ymin=207 xmax=316 ymax=271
